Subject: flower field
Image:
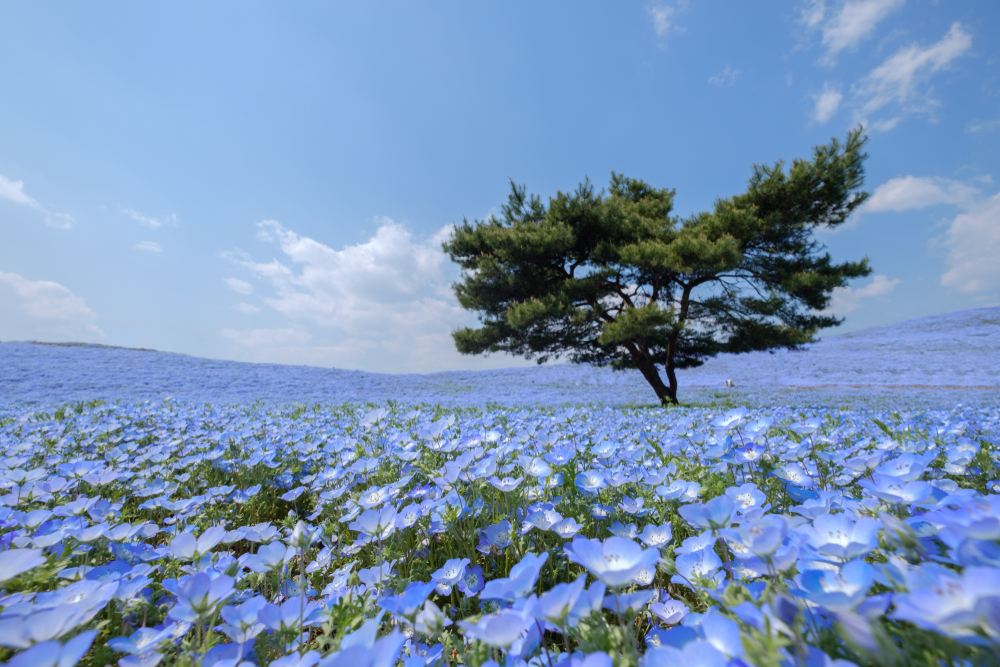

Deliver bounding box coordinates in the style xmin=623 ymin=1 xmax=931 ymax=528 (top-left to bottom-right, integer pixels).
xmin=1 ymin=398 xmax=999 ymax=667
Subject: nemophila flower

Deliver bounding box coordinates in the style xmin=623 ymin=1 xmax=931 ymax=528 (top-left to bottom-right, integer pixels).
xmin=673 ymin=548 xmax=723 ymax=588
xmin=565 ymin=536 xmax=660 ymax=588
xmin=379 ymin=581 xmax=436 ymax=620
xmin=241 ymin=541 xmax=294 ymax=573
xmin=0 ymin=604 xmax=94 ymax=649
xmin=674 ymin=530 xmax=715 ymax=556
xmin=719 ymin=515 xmax=787 ymax=558
xmin=575 ymin=470 xmax=607 ymax=494
xmin=632 ymin=562 xmax=657 ymax=587
xmin=649 ymin=599 xmax=689 ymax=625
xmin=725 ymin=483 xmax=766 ymax=514
xmin=258 ymin=596 xmax=323 ymax=632
xmin=732 ymin=442 xmax=766 ymax=464
xmin=359 ymin=486 xmax=391 ymax=509
xmin=0 ymin=548 xmax=46 ymax=583
xmin=656 ymin=480 xmax=701 ymax=502
xmin=642 ymin=640 xmax=729 ymax=667
xmin=165 ymin=525 xmax=226 ymax=561
xmin=321 ymin=630 xmax=406 ymax=667
xmin=521 ymin=509 xmax=562 ymax=534
xmin=478 ymin=520 xmax=513 ymax=554
xmin=458 ymin=608 xmax=535 ymax=649
xmin=551 ymin=517 xmax=583 ymax=539
xmin=280 ymin=486 xmax=307 ymax=502
xmin=798 ymin=559 xmax=874 ymax=611
xmin=859 ymin=474 xmax=931 ymax=504
xmin=618 ymin=496 xmax=645 ymax=515
xmin=603 ymin=589 xmax=654 ymax=615
xmin=431 ymin=558 xmax=470 ymax=595
xmin=349 ymin=507 xmax=398 ymax=540
xmin=639 ymin=523 xmax=673 ymax=549
xmin=481 ymin=553 xmax=548 ymax=601
xmin=774 ymin=462 xmax=815 ymax=489
xmin=414 ymin=599 xmax=452 ymax=635
xmin=533 ymin=573 xmax=587 ymax=625
xmin=357 ymin=561 xmax=397 ymax=590
xmin=219 ymin=596 xmax=268 ymax=643
xmin=712 ymin=408 xmax=747 ymax=432
xmin=269 ymin=651 xmax=320 ymax=667
xmin=518 ymin=456 xmax=552 ymax=478
xmin=457 ymin=565 xmax=485 ymax=597
xmin=678 ymin=495 xmax=738 ymax=532
xmin=607 ymin=521 xmax=638 ymax=539
xmin=1 ymin=629 xmax=97 ymax=667
xmin=107 ymin=625 xmax=176 ymax=656
xmin=891 ymin=565 xmax=1000 ymax=642
xmin=590 ymin=504 xmax=614 ymax=520
xmin=802 ymin=513 xmax=880 ymax=561
xmin=231 ymin=485 xmax=261 ymax=504
xmin=488 ymin=476 xmax=524 ymax=492
xmin=170 ymin=573 xmax=235 ymax=622
xmin=875 ymin=451 xmax=936 ymax=482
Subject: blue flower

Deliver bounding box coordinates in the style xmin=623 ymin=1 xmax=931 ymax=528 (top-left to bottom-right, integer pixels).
xmin=564 ymin=536 xmax=660 ymax=588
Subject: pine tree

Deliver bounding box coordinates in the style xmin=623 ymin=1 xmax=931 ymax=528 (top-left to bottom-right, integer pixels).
xmin=444 ymin=129 xmax=872 ymax=405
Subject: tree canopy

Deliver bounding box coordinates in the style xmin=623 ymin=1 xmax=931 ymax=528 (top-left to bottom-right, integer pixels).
xmin=443 ymin=129 xmax=873 ymax=404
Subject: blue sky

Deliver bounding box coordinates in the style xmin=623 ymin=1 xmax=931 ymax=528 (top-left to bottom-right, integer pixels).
xmin=1 ymin=1 xmax=998 ymax=373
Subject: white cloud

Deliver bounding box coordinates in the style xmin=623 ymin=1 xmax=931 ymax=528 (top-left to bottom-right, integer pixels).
xmin=0 ymin=272 xmax=104 ymax=341
xmin=812 ymin=83 xmax=843 ymax=123
xmin=649 ymin=5 xmax=675 ymax=36
xmin=0 ymin=173 xmax=74 ymax=229
xmin=220 ymin=218 xmax=532 ymax=372
xmin=0 ymin=174 xmax=40 ymax=207
xmin=228 ymin=219 xmax=460 ymax=335
xmin=967 ymin=115 xmax=1000 ymax=133
xmin=800 ymin=0 xmax=826 ymax=29
xmin=864 ymin=175 xmax=979 ymax=212
xmin=223 ymin=277 xmax=254 ymax=294
xmin=823 ymin=274 xmax=901 ymax=315
xmin=939 ymin=192 xmax=1000 ymax=294
xmin=853 ymin=22 xmax=972 ymax=128
xmin=123 ymin=209 xmax=177 ymax=230
xmin=820 ymin=0 xmax=904 ymax=61
xmin=134 ymin=241 xmax=163 ymax=252
xmin=233 ymin=302 xmax=260 ymax=315
xmin=708 ymin=66 xmax=740 ymax=87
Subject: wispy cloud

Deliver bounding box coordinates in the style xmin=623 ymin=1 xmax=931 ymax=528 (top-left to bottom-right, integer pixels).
xmin=224 ymin=278 xmax=254 ymax=294
xmin=967 ymin=115 xmax=1000 ymax=133
xmin=822 ymin=274 xmax=901 ymax=315
xmin=864 ymin=175 xmax=979 ymax=212
xmin=123 ymin=209 xmax=177 ymax=230
xmin=134 ymin=241 xmax=163 ymax=252
xmin=812 ymin=83 xmax=843 ymax=123
xmin=818 ymin=0 xmax=905 ymax=63
xmin=708 ymin=66 xmax=740 ymax=87
xmin=648 ymin=5 xmax=675 ymax=37
xmin=939 ymin=192 xmax=1000 ymax=294
xmin=0 ymin=173 xmax=74 ymax=229
xmin=0 ymin=271 xmax=104 ymax=340
xmin=233 ymin=302 xmax=261 ymax=315
xmin=852 ymin=22 xmax=972 ymax=129
xmin=865 ymin=173 xmax=999 ymax=296
xmin=220 ymin=218 xmax=496 ymax=372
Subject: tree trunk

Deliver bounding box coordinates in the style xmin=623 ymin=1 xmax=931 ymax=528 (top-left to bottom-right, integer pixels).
xmin=625 ymin=344 xmax=678 ymax=406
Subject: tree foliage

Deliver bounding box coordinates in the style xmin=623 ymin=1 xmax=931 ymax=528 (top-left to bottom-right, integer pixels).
xmin=443 ymin=129 xmax=873 ymax=404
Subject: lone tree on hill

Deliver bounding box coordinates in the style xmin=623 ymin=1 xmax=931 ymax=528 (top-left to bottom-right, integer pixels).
xmin=443 ymin=129 xmax=873 ymax=405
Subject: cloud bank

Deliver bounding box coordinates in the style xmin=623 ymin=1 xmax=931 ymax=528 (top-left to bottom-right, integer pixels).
xmin=0 ymin=174 xmax=75 ymax=229
xmin=0 ymin=272 xmax=104 ymax=341
xmin=220 ymin=219 xmax=526 ymax=372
